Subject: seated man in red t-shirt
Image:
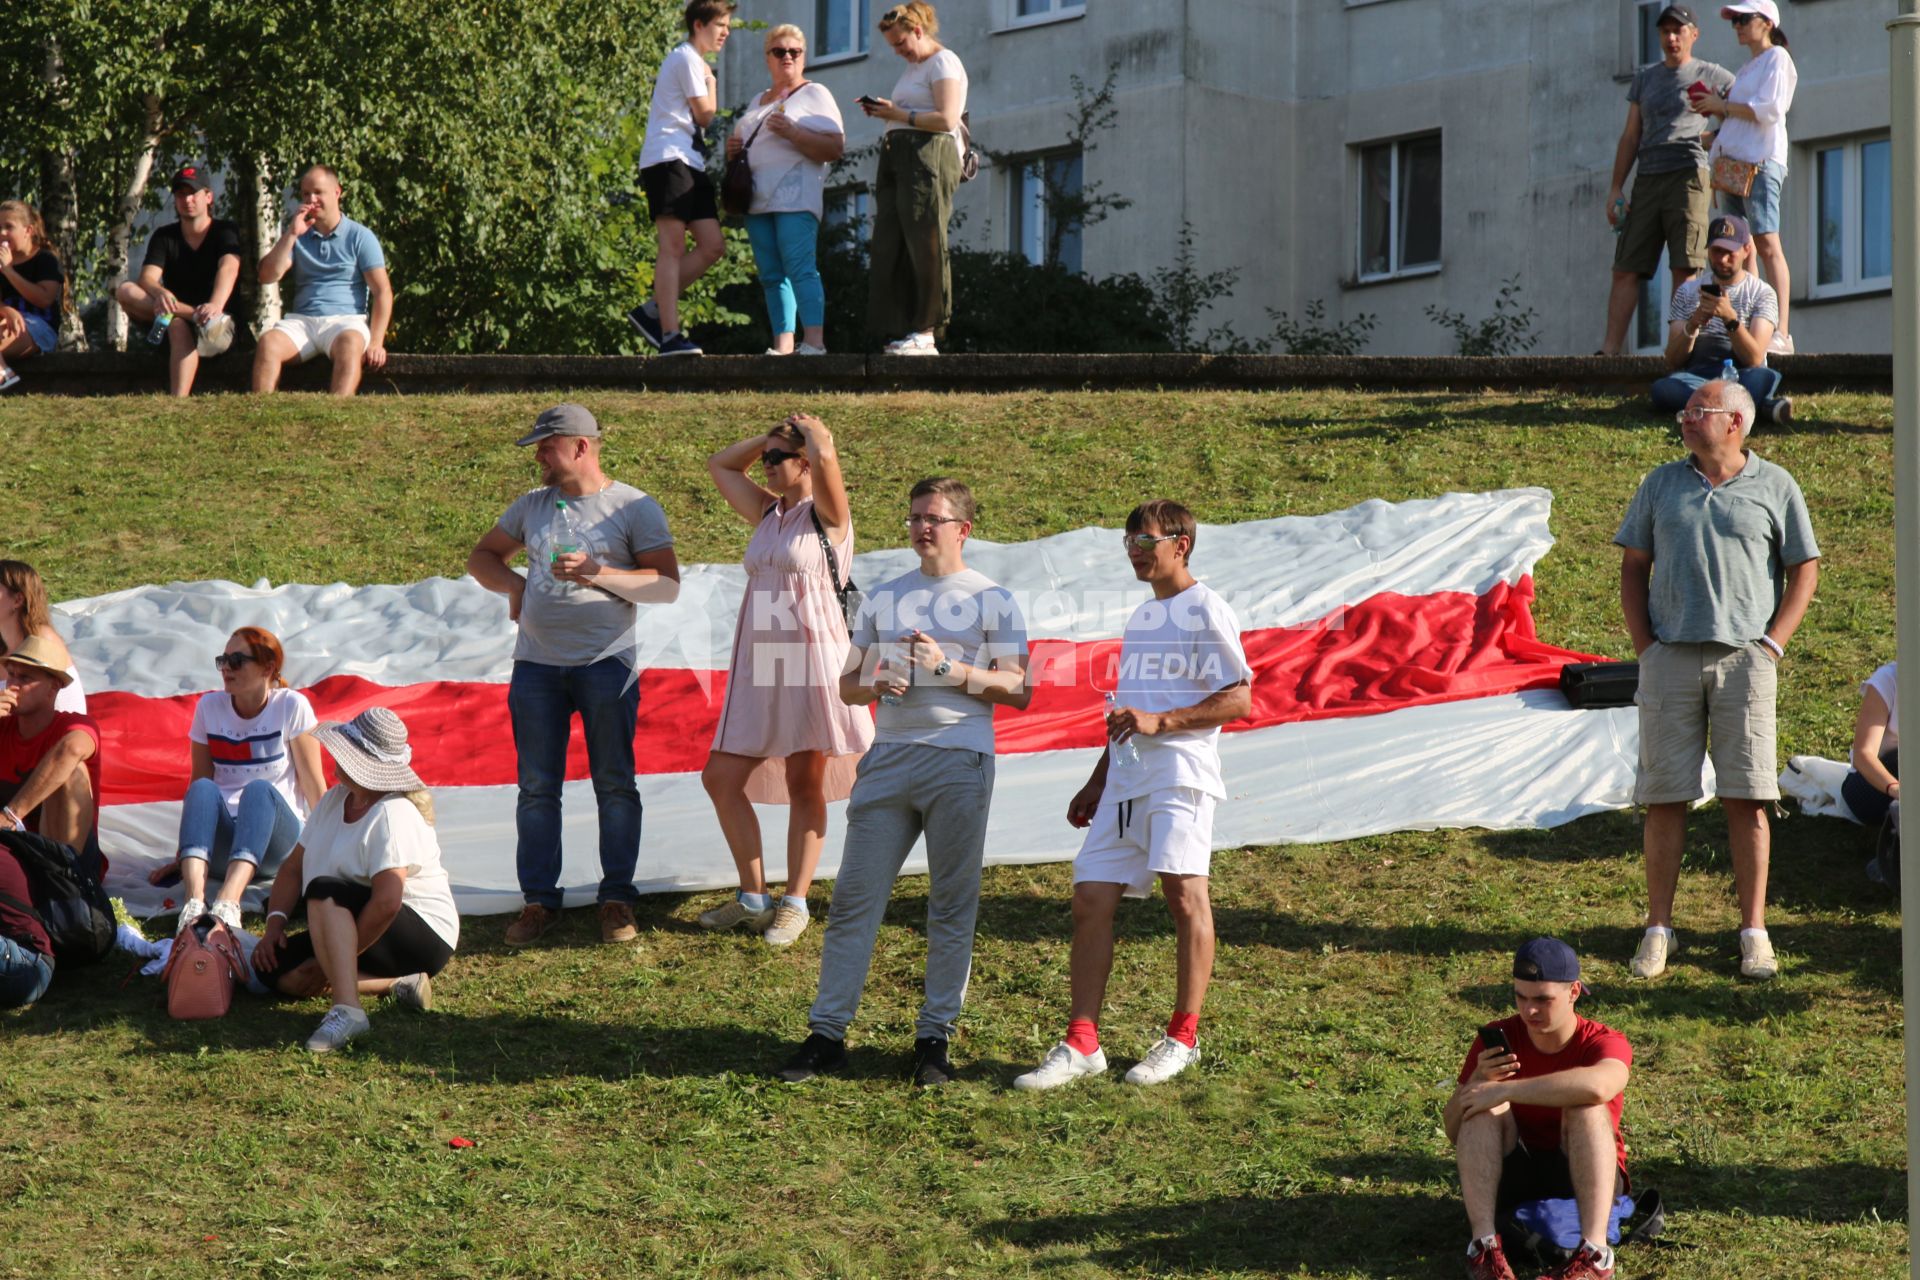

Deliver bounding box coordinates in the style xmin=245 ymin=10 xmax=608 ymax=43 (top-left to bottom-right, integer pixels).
xmin=0 ymin=636 xmax=104 ymax=872
xmin=1444 ymin=938 xmax=1632 ymax=1280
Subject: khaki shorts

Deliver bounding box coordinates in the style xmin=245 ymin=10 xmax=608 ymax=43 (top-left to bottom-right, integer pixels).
xmin=1613 ymin=167 xmax=1712 ymax=277
xmin=1634 ymin=639 xmax=1779 ymax=804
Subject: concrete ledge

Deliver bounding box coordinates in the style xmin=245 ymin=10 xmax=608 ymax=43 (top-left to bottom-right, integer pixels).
xmin=11 ymin=351 xmax=1892 ymax=396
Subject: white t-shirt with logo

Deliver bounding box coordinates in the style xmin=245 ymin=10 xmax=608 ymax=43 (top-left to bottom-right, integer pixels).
xmin=640 ymin=43 xmax=714 ymax=171
xmin=1100 ymin=582 xmax=1253 ymax=804
xmin=189 ymin=687 xmax=319 ymax=818
xmin=885 ymin=49 xmax=967 ymax=157
xmin=299 ymin=787 xmax=460 ymax=951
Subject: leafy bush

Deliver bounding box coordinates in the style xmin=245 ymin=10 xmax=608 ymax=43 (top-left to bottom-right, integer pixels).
xmin=1425 ymin=276 xmax=1540 ymax=357
xmin=1267 ymin=300 xmax=1377 ymax=356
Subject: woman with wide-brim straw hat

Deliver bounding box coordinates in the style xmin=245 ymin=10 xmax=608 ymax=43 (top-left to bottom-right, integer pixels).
xmin=252 ymin=707 xmax=461 ymax=1053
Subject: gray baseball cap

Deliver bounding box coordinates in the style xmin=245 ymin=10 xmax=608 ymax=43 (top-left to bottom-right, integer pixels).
xmin=515 ymin=403 xmax=602 ymax=447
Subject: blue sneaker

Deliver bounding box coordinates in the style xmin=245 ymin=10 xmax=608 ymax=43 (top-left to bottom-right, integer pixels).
xmin=626 ymin=303 xmax=664 ymax=349
xmin=659 ymin=332 xmax=703 ymax=357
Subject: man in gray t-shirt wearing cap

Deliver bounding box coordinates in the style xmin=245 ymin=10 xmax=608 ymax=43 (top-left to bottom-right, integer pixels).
xmin=1615 ymin=378 xmax=1818 ymax=984
xmin=467 ymin=404 xmax=680 ymax=948
xmin=1600 ymin=5 xmax=1733 ymax=355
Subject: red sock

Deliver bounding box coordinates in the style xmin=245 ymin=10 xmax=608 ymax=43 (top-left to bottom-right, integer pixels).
xmin=1065 ymin=1018 xmax=1100 ymax=1056
xmin=1167 ymin=1012 xmax=1199 ymax=1048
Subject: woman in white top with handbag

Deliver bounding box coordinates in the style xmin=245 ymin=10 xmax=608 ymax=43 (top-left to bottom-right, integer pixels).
xmin=726 ymin=24 xmax=846 ymax=355
xmin=1693 ymin=0 xmax=1796 ymax=352
xmin=859 ymin=2 xmax=967 ymax=356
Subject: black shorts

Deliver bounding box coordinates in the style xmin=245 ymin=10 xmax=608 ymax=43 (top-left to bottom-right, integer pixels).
xmin=270 ymin=876 xmax=455 ymax=985
xmin=642 ymin=160 xmax=719 ymax=225
xmin=1498 ymin=1143 xmax=1629 ymax=1211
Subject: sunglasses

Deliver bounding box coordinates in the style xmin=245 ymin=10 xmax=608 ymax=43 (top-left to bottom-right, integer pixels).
xmin=761 ymin=448 xmax=800 ymax=466
xmin=768 ymin=47 xmax=804 ymax=59
xmin=1122 ymin=533 xmax=1181 ymax=551
xmin=213 ymin=652 xmax=257 ymax=671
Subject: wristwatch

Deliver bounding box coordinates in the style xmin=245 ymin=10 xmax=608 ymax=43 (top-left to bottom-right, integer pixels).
xmin=1726 ymin=315 xmax=1742 ymax=330
xmin=933 ymin=658 xmax=953 ymax=679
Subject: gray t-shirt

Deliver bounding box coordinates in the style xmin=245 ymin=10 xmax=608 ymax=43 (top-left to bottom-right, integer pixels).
xmin=1629 ymin=58 xmax=1734 ymax=175
xmin=1614 ymin=453 xmax=1819 ymax=646
xmin=496 ymin=482 xmax=675 ymax=667
xmin=1668 ymin=272 xmax=1778 ymax=366
xmin=851 ymin=566 xmax=1029 ymax=755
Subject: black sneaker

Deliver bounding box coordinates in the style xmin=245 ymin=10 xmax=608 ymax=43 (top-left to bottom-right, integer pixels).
xmin=658 ymin=332 xmax=703 ymax=357
xmin=911 ymin=1036 xmax=955 ymax=1088
xmin=777 ymin=1032 xmax=848 ymax=1083
xmin=626 ymin=303 xmax=663 ymax=349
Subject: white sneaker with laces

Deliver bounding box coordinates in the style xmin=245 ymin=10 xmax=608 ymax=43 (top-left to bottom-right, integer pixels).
xmin=1739 ymin=930 xmax=1778 ymax=980
xmin=1768 ymin=331 xmax=1794 ymax=356
xmin=305 ymin=1004 xmax=371 ymax=1053
xmin=209 ymin=899 xmax=243 ymax=930
xmin=1630 ymin=928 xmax=1672 ymax=979
xmin=1124 ymin=1036 xmax=1199 ymax=1086
xmin=795 ymin=342 xmax=828 ymax=355
xmin=763 ymin=904 xmax=810 ymax=947
xmin=1013 ymin=1042 xmax=1108 ymax=1091
xmin=176 ymin=899 xmax=207 ymax=934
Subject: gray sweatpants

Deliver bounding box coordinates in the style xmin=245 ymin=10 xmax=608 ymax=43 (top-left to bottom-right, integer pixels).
xmin=808 ymin=742 xmax=995 ymax=1042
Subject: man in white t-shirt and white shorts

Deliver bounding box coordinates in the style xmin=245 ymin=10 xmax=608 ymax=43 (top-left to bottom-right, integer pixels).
xmin=1015 ymin=499 xmax=1253 ymax=1091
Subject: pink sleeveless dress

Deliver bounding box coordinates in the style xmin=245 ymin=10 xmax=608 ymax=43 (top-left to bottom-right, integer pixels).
xmin=711 ymin=497 xmax=874 ymax=804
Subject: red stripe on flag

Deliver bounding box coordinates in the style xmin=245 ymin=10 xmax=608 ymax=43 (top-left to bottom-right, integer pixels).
xmin=89 ymin=579 xmax=1601 ymax=806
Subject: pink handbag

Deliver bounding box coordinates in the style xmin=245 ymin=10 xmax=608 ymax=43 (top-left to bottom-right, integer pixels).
xmin=162 ymin=917 xmax=247 ymax=1020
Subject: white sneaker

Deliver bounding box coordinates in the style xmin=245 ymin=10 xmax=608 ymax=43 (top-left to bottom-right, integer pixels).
xmin=763 ymin=347 xmax=791 ymax=356
xmin=1768 ymin=331 xmax=1794 ymax=356
xmin=1630 ymin=928 xmax=1673 ymax=979
xmin=763 ymin=904 xmax=810 ymax=947
xmin=176 ymin=899 xmax=207 ymax=934
xmin=209 ymin=899 xmax=243 ymax=930
xmin=1124 ymin=1036 xmax=1199 ymax=1086
xmin=1739 ymin=930 xmax=1778 ymax=980
xmin=699 ymin=899 xmax=776 ymax=931
xmin=795 ymin=342 xmax=828 ymax=355
xmin=304 ymin=1004 xmax=371 ymax=1053
xmin=1012 ymin=1042 xmax=1108 ymax=1091
xmin=390 ymin=973 xmax=433 ymax=1011
xmin=883 ymin=332 xmax=938 ymax=356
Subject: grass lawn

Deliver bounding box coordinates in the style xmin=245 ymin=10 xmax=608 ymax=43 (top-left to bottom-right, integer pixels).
xmin=0 ymin=388 xmax=1903 ymax=1279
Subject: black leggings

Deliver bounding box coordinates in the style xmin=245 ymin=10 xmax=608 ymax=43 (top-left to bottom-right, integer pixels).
xmin=272 ymin=877 xmax=454 ymax=984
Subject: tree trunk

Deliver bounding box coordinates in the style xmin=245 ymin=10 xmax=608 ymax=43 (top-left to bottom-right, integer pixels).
xmin=37 ymin=37 xmax=87 ymax=352
xmin=236 ymin=155 xmax=282 ymax=336
xmin=103 ymin=90 xmax=165 ymax=352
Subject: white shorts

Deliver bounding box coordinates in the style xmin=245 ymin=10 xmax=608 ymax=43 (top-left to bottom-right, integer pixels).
xmin=1072 ymin=786 xmax=1216 ymax=898
xmin=267 ymin=313 xmax=370 ymax=363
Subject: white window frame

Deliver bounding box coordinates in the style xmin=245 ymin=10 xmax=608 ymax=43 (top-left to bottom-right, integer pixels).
xmin=1633 ymin=258 xmax=1676 ymax=354
xmin=1809 ymin=134 xmax=1893 ymax=300
xmin=1001 ymin=0 xmax=1085 ymax=32
xmin=1005 ymin=149 xmax=1083 ymax=273
xmin=812 ymin=0 xmax=870 ymax=63
xmin=1354 ymin=133 xmax=1442 ymax=283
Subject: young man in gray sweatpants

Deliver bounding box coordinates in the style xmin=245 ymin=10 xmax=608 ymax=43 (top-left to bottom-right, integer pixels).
xmin=777 ymin=476 xmax=1031 ymax=1087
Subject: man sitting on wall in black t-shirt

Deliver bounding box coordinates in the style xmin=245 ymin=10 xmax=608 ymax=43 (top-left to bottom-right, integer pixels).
xmin=113 ymin=163 xmax=242 ymax=397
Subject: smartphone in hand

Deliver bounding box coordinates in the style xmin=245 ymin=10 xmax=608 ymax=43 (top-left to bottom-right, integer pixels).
xmin=857 ymin=94 xmax=880 ymax=106
xmin=1478 ymin=1023 xmax=1512 ymax=1055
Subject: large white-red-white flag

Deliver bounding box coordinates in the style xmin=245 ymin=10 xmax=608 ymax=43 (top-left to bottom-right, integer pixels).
xmin=62 ymin=488 xmax=1638 ymax=917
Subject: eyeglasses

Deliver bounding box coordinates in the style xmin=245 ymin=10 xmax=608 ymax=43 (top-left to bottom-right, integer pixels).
xmin=1674 ymin=407 xmax=1738 ymax=426
xmin=768 ymin=47 xmax=804 ymax=59
xmin=214 ymin=652 xmax=256 ymax=671
xmin=905 ymin=514 xmax=966 ymax=528
xmin=761 ymin=448 xmax=800 ymax=466
xmin=1123 ymin=533 xmax=1180 ymax=552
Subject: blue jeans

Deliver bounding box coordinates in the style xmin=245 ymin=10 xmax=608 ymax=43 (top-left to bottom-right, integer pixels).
xmin=508 ymin=657 xmax=642 ymax=908
xmin=1843 ymin=749 xmax=1899 ymax=827
xmin=1651 ymin=361 xmax=1784 ymax=420
xmin=0 ymin=935 xmax=53 ymax=1008
xmin=745 ymin=211 xmax=825 ymax=337
xmin=1720 ymin=159 xmax=1785 ymax=237
xmin=178 ymin=776 xmax=303 ymax=879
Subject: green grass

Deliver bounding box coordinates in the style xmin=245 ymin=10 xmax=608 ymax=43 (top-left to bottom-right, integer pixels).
xmin=0 ymin=389 xmax=1904 ymax=1278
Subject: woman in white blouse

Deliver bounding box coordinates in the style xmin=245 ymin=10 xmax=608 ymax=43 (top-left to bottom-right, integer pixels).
xmin=727 ymin=24 xmax=845 ymax=355
xmin=252 ymin=707 xmax=460 ymax=1053
xmin=1695 ymin=1 xmax=1797 ymax=352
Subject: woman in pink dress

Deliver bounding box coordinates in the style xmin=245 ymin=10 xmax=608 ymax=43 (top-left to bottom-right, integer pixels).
xmin=701 ymin=412 xmax=872 ymax=946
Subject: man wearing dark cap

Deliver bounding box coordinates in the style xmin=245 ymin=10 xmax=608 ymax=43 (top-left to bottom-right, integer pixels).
xmin=467 ymin=405 xmax=680 ymax=947
xmin=1445 ymin=940 xmax=1632 ymax=1280
xmin=1599 ymin=5 xmax=1733 ymax=356
xmin=113 ymin=164 xmax=242 ymax=397
xmin=1651 ymin=212 xmax=1791 ymax=423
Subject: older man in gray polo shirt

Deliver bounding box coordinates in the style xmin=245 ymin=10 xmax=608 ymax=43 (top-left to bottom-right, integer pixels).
xmin=1616 ymin=378 xmax=1818 ymax=982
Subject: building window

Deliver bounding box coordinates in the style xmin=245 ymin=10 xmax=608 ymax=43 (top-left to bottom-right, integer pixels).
xmin=816 ymin=0 xmax=869 ymax=58
xmin=1357 ymin=134 xmax=1441 ymax=282
xmin=1635 ymin=0 xmax=1665 ymax=67
xmin=825 ymin=187 xmax=871 ymax=260
xmin=1008 ymin=151 xmax=1084 ymax=274
xmin=1812 ymin=135 xmax=1892 ymax=297
xmin=1011 ymin=0 xmax=1084 ymax=24
xmin=1635 ymin=258 xmax=1675 ymax=353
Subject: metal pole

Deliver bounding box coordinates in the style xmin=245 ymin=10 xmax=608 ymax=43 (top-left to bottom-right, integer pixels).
xmin=1890 ymin=7 xmax=1920 ymax=1276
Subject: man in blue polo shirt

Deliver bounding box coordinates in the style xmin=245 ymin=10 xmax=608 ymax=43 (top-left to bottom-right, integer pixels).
xmin=1616 ymin=377 xmax=1818 ymax=982
xmin=253 ymin=164 xmax=392 ymax=396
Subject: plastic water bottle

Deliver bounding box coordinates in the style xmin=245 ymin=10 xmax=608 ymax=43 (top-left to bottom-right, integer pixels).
xmin=1609 ymin=197 xmax=1627 ymax=236
xmin=146 ymin=312 xmax=172 ymax=345
xmin=550 ymin=499 xmax=582 ymax=563
xmin=879 ymin=643 xmax=908 ymax=706
xmin=1720 ymin=359 xmax=1738 ymax=384
xmin=1105 ymin=691 xmax=1141 ymax=768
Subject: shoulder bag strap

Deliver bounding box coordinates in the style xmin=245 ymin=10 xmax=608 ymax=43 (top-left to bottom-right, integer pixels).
xmin=808 ymin=506 xmax=847 ymax=600
xmin=741 ymin=81 xmax=808 ymax=151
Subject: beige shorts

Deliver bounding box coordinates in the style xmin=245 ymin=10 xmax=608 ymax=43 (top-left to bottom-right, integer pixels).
xmin=267 ymin=313 xmax=370 ymax=363
xmin=1634 ymin=639 xmax=1779 ymax=804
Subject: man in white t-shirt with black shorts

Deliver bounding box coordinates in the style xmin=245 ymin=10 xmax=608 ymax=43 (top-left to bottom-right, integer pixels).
xmin=627 ymin=0 xmax=732 ymax=358
xmin=1016 ymin=500 xmax=1253 ymax=1091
